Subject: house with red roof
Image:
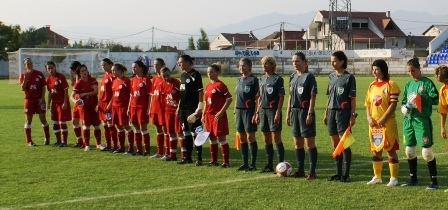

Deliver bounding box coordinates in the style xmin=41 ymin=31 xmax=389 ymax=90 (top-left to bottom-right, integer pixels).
xmin=247 ymin=30 xmax=308 ymax=50
xmin=209 ymin=32 xmax=258 ymax=50
xmin=306 ymin=11 xmax=406 ymax=50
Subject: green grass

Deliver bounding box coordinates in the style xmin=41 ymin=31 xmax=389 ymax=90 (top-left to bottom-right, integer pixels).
xmin=1 ymin=75 xmax=448 ymax=210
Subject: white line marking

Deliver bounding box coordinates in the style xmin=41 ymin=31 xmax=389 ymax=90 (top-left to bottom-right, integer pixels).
xmin=5 ymin=152 xmax=447 ymax=209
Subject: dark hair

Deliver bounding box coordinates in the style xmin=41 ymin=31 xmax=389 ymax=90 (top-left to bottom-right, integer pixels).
xmin=45 ymin=61 xmax=56 ymax=67
xmin=407 ymin=58 xmax=420 ymax=69
xmin=161 ymin=67 xmax=171 ymax=74
xmin=208 ymin=63 xmax=221 ymax=73
xmin=293 ymin=52 xmax=308 ymax=72
xmin=332 ymin=51 xmax=348 ymax=69
xmin=69 ymin=61 xmax=81 ymax=70
xmin=133 ymin=60 xmax=148 ymax=75
xmin=180 ymin=54 xmax=194 ymax=65
xmin=372 ymin=59 xmax=389 ymax=80
xmin=239 ymin=58 xmax=252 ymax=69
xmin=155 ymin=58 xmax=166 ymax=66
xmin=113 ymin=63 xmax=127 ymax=74
xmin=435 ymin=65 xmax=448 ymax=82
xmin=102 ymin=58 xmax=114 ymax=65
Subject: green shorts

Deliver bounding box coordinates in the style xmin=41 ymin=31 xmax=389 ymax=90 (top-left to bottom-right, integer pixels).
xmin=403 ymin=116 xmax=434 ymax=147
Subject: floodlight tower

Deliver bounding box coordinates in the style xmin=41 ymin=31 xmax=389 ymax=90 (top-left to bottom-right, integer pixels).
xmin=328 ymin=0 xmax=353 ymax=50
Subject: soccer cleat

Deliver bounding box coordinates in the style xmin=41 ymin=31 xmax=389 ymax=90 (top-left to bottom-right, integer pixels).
xmin=305 ymin=174 xmax=316 ymax=181
xmin=259 ymin=165 xmax=274 ymax=173
xmin=28 ymin=142 xmax=37 ymax=147
xmin=177 ymin=158 xmax=193 ymax=164
xmin=44 ymin=139 xmax=49 ymax=145
xmin=72 ymin=143 xmax=83 ymax=148
xmin=367 ymin=177 xmax=382 ymax=185
xmin=113 ymin=149 xmax=124 ymax=154
xmin=58 ymin=142 xmax=67 ymax=147
xmin=96 ymin=144 xmax=106 ymax=151
xmin=135 ymin=151 xmax=143 ymax=156
xmin=400 ymin=179 xmax=418 ymax=186
xmin=426 ymin=183 xmax=439 ymax=190
xmin=150 ymin=154 xmax=163 ymax=158
xmin=387 ymin=178 xmax=399 ymax=187
xmin=165 ymin=157 xmax=178 ymax=161
xmin=221 ymin=163 xmax=230 ymax=168
xmin=292 ymin=171 xmax=306 ymax=178
xmin=236 ymin=165 xmax=249 ymax=171
xmin=245 ymin=166 xmax=257 ymax=172
xmin=53 ymin=142 xmax=60 ymax=147
xmin=208 ymin=162 xmax=219 ymax=167
xmin=161 ymin=155 xmax=170 ymax=160
xmin=195 ymin=160 xmax=203 ymax=166
xmin=84 ymin=146 xmax=90 ymax=151
xmin=340 ymin=176 xmax=350 ymax=182
xmin=327 ymin=174 xmax=342 ymax=181
xmin=143 ymin=151 xmax=150 ymax=156
xmin=124 ymin=150 xmax=135 ymax=156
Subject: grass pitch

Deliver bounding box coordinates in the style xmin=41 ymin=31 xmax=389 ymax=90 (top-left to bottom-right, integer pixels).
xmin=1 ymin=75 xmax=448 ymax=210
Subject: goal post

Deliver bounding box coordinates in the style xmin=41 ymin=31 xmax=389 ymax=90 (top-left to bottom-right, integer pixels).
xmin=7 ymin=48 xmax=110 ymax=83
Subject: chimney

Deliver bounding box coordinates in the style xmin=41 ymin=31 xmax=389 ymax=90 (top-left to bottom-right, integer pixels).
xmin=45 ymin=25 xmax=51 ymax=29
xmin=386 ymin=11 xmax=390 ymax=18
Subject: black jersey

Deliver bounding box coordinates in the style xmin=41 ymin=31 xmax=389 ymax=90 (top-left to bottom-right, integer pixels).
xmin=179 ymin=69 xmax=203 ymax=111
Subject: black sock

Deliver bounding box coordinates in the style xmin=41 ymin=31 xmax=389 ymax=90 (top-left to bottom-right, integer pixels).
xmin=195 ymin=145 xmax=202 ymax=161
xmin=408 ymin=157 xmax=418 ymax=181
xmin=308 ymin=147 xmax=318 ymax=175
xmin=249 ymin=141 xmax=258 ymax=167
xmin=241 ymin=142 xmax=249 ymax=166
xmin=343 ymin=147 xmax=352 ymax=177
xmin=265 ymin=144 xmax=274 ymax=168
xmin=427 ymin=158 xmax=438 ymax=184
xmin=335 ymin=154 xmax=343 ymax=176
xmin=276 ymin=142 xmax=284 ymax=163
xmin=185 ymin=135 xmax=193 ymax=161
xmin=295 ymin=148 xmax=305 ymax=174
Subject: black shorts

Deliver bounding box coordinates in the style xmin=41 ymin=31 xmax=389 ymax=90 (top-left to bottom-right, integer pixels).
xmin=260 ymin=109 xmax=282 ymax=132
xmin=178 ymin=110 xmax=202 ymax=134
xmin=291 ymin=108 xmax=316 ymax=138
xmin=327 ymin=109 xmax=350 ymax=136
xmin=236 ymin=108 xmax=258 ymax=133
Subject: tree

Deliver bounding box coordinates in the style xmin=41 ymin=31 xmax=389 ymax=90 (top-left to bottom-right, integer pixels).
xmin=0 ymin=22 xmax=21 ymax=60
xmin=187 ymin=36 xmax=195 ymax=50
xmin=19 ymin=27 xmax=47 ymax=48
xmin=196 ymin=28 xmax=210 ymax=50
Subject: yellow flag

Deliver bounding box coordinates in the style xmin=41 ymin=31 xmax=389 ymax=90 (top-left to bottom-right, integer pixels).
xmin=332 ymin=126 xmax=355 ymax=158
xmin=234 ymin=132 xmax=240 ymax=150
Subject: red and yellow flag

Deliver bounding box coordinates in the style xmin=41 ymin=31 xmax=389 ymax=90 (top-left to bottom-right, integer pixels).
xmin=332 ymin=126 xmax=355 ymax=158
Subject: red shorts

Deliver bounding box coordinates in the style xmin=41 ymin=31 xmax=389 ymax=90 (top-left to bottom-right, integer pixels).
xmin=73 ymin=104 xmax=81 ymax=119
xmin=164 ymin=111 xmax=181 ymax=134
xmin=112 ymin=106 xmax=129 ymax=126
xmin=151 ymin=112 xmax=165 ymax=126
xmin=204 ymin=112 xmax=229 ymax=138
xmin=80 ymin=105 xmax=101 ymax=126
xmin=24 ymin=98 xmax=46 ymax=115
xmin=130 ymin=106 xmax=149 ymax=125
xmin=50 ymin=102 xmax=72 ymax=122
xmin=97 ymin=101 xmax=109 ymax=121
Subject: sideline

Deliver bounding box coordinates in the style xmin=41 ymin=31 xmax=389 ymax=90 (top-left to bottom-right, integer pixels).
xmin=4 ymin=152 xmax=447 ymax=209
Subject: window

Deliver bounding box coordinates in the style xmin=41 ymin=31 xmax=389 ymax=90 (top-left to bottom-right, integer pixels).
xmin=361 ymin=23 xmax=368 ymax=28
xmin=352 ymin=23 xmax=360 ymax=28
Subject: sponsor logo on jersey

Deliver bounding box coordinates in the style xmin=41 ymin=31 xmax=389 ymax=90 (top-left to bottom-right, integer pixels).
xmin=373 ymin=95 xmax=383 ymax=106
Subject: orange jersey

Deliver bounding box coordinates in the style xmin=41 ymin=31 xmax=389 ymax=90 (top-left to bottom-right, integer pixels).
xmin=364 ymin=80 xmax=401 ymax=120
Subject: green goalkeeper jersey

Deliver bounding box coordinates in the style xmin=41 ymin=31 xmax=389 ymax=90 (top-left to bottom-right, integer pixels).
xmin=402 ymin=76 xmax=439 ymax=117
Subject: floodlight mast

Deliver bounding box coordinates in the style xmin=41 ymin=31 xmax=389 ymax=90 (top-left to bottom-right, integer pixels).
xmin=328 ymin=0 xmax=353 ymax=50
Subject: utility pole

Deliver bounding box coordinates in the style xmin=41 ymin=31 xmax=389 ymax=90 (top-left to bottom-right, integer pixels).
xmin=328 ymin=0 xmax=352 ymax=50
xmin=151 ymin=26 xmax=154 ymax=51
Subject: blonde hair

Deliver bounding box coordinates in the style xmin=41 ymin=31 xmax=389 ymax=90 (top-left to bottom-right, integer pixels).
xmin=261 ymin=56 xmax=277 ymax=71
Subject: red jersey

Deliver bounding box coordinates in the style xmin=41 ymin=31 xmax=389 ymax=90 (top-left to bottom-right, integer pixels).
xmin=112 ymin=76 xmax=131 ymax=107
xmin=150 ymin=75 xmax=165 ymax=113
xmin=99 ymin=72 xmax=115 ymax=102
xmin=162 ymin=78 xmax=181 ymax=112
xmin=204 ymin=80 xmax=232 ymax=114
xmin=46 ymin=72 xmax=69 ymax=103
xmin=73 ymin=77 xmax=98 ymax=108
xmin=19 ymin=70 xmax=46 ymax=99
xmin=130 ymin=75 xmax=152 ymax=108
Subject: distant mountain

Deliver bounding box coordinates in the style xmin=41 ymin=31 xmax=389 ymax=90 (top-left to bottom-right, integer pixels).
xmin=206 ymin=10 xmax=448 ymax=40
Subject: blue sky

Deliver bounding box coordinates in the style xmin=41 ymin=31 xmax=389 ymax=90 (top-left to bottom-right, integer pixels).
xmin=1 ymin=0 xmax=447 ymax=50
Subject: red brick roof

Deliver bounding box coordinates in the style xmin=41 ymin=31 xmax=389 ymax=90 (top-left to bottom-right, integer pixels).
xmin=248 ymin=31 xmax=307 ymax=49
xmin=220 ymin=33 xmax=258 ymax=46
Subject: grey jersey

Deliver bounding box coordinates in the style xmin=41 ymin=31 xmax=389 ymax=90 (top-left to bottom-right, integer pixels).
xmin=289 ymin=72 xmax=317 ymax=109
xmin=326 ymin=71 xmax=356 ymax=110
xmin=235 ymin=74 xmax=259 ymax=109
xmin=259 ymin=73 xmax=285 ymax=109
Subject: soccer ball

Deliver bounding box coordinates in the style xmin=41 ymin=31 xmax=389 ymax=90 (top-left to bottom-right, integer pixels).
xmin=275 ymin=162 xmax=293 ymax=177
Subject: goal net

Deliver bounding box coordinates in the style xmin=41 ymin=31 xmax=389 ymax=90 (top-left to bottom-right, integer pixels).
xmin=8 ymin=48 xmax=109 ymax=83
